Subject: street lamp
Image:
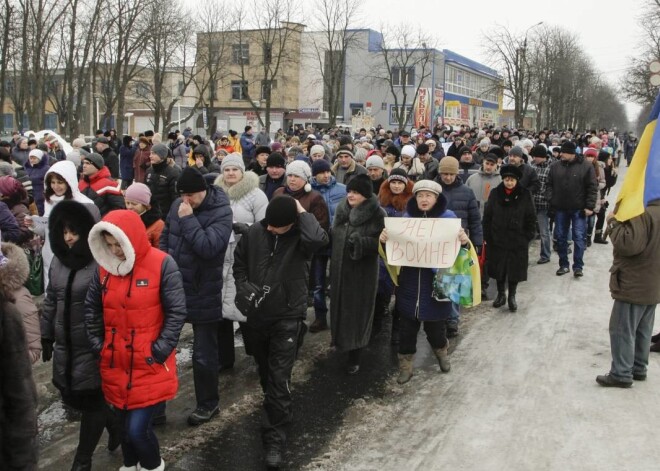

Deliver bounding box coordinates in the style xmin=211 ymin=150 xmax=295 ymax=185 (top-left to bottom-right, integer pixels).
xmin=515 ymin=21 xmax=543 ymax=128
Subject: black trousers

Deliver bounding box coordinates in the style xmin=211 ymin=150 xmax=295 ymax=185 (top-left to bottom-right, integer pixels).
xmin=217 ymin=319 xmax=236 ymax=368
xmin=398 ymin=316 xmax=447 ymax=355
xmin=242 ymin=319 xmax=302 ymax=449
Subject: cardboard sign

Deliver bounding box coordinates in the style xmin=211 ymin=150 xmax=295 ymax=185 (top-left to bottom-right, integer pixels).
xmin=385 ymin=218 xmax=461 ymax=268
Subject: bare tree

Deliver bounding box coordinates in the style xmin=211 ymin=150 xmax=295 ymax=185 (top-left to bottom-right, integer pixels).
xmin=234 ymin=0 xmax=303 ymax=133
xmin=96 ymin=0 xmax=153 ymax=135
xmin=371 ymin=24 xmax=436 ymax=131
xmin=620 ymin=0 xmax=660 ymax=106
xmin=0 ymin=0 xmax=14 ymax=129
xmin=308 ymin=0 xmax=362 ymax=126
xmin=192 ymin=0 xmax=236 ymax=135
xmin=483 ymin=26 xmax=537 ymax=129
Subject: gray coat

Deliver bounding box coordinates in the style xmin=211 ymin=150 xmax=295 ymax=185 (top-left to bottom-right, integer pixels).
xmin=330 ymin=195 xmax=385 ymax=351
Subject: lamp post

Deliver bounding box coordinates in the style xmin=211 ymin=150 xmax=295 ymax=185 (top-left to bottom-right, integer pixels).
xmin=515 ymin=21 xmax=543 ymax=128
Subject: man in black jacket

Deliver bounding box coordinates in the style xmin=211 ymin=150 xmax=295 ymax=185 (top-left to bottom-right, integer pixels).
xmin=95 ymin=136 xmax=120 ymax=179
xmin=233 ymin=195 xmax=328 ymax=469
xmin=546 ymin=141 xmax=598 ymax=277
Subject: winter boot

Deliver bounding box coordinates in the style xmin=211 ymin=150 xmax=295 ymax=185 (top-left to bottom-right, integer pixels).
xmin=140 ymin=459 xmax=165 ymax=471
xmin=594 ymin=230 xmax=609 ymax=244
xmin=492 ymin=292 xmax=507 ymax=308
xmin=652 ymin=332 xmax=660 ymax=344
xmin=396 ymin=354 xmax=414 ymax=384
xmin=508 ymin=282 xmax=518 ymax=312
xmin=433 ymin=347 xmax=451 ymax=373
xmin=70 ymin=458 xmax=92 ymax=471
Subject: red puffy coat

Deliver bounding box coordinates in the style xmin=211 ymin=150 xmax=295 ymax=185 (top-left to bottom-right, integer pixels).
xmin=85 ymin=210 xmax=186 ymax=410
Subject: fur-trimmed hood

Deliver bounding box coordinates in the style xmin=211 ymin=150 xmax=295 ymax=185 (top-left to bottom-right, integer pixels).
xmin=213 ymin=170 xmax=260 ymax=201
xmin=378 ymin=179 xmax=414 ymax=212
xmin=334 ymin=193 xmax=383 ymax=227
xmin=0 ymin=242 xmax=29 ymax=294
xmin=44 ymin=160 xmax=95 ymax=216
xmin=49 ymin=199 xmax=99 ymax=270
xmin=88 ymin=209 xmax=150 ymax=276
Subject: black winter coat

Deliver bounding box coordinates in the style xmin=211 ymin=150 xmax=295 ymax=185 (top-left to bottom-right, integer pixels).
xmin=330 ymin=195 xmax=385 ymax=351
xmin=101 ymin=147 xmax=120 ymax=179
xmin=41 ymin=200 xmax=102 ymax=409
xmin=546 ymin=155 xmax=598 ymax=211
xmin=437 ymin=177 xmax=483 ymax=246
xmin=119 ymin=144 xmax=136 ymax=182
xmin=518 ymin=163 xmax=541 ymax=195
xmin=483 ymin=184 xmax=537 ymax=283
xmin=0 ymin=298 xmax=38 ymax=470
xmin=160 ymin=186 xmax=233 ymax=323
xmin=233 ymin=213 xmax=328 ymax=326
xmin=146 ymin=160 xmax=180 ymax=218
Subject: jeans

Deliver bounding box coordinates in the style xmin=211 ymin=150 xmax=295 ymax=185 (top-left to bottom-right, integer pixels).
xmin=192 ymin=322 xmax=220 ymax=410
xmin=537 ymin=209 xmax=551 ymax=261
xmin=311 ymin=254 xmax=329 ymax=322
xmin=399 ymin=316 xmax=447 ymax=355
xmin=448 ymin=303 xmax=461 ymax=325
xmin=242 ymin=319 xmax=301 ymax=449
xmin=586 ymin=214 xmax=596 ymax=239
xmin=117 ymin=404 xmax=161 ymax=469
xmin=608 ymin=300 xmax=656 ymax=382
xmin=554 ymin=210 xmax=587 ymax=270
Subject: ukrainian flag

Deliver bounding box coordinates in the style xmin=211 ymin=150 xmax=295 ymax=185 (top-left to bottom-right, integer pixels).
xmin=616 ymin=91 xmax=660 ymax=221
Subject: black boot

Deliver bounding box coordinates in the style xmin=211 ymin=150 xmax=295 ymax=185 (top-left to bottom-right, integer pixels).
xmin=72 ymin=407 xmax=107 ymax=471
xmin=492 ymin=280 xmax=506 ymax=308
xmin=105 ymin=404 xmax=121 ymax=452
xmin=593 ymin=230 xmax=609 ymax=244
xmin=508 ymin=282 xmax=518 ymax=312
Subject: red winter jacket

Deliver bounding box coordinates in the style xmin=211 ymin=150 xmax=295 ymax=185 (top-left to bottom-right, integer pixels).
xmin=84 ymin=210 xmax=186 ymax=410
xmin=78 ymin=166 xmax=125 ymax=216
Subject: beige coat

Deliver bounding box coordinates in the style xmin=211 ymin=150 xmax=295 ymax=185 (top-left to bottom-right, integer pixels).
xmin=0 ymin=242 xmax=41 ymax=363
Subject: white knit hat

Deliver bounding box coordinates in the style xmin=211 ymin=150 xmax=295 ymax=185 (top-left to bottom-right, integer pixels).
xmin=220 ymin=152 xmax=245 ymax=172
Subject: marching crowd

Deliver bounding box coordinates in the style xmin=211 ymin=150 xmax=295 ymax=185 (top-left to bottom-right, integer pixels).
xmin=0 ymin=123 xmax=650 ymax=470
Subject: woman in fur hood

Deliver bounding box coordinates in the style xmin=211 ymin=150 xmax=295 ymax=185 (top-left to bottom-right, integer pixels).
xmin=214 ymin=153 xmax=268 ymax=364
xmin=0 ymin=241 xmax=41 ymax=363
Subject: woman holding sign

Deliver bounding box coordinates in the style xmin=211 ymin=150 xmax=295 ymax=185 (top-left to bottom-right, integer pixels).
xmin=330 ymin=174 xmax=386 ymax=375
xmin=482 ymin=164 xmax=537 ymax=312
xmin=380 ymin=180 xmax=469 ymax=384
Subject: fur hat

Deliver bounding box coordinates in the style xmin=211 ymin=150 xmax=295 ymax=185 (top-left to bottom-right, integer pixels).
xmin=499 ymin=164 xmax=523 ymax=180
xmin=412 ymin=179 xmax=442 ymax=196
xmin=266 ymin=153 xmax=286 ymax=169
xmin=193 ymin=144 xmax=211 ymax=159
xmin=346 ymin=174 xmax=373 ymax=198
xmin=265 ymin=195 xmax=298 ymax=228
xmin=83 ymin=152 xmax=104 ymax=170
xmin=255 ymin=146 xmax=271 ymax=157
xmin=385 ymin=145 xmax=401 ymax=159
xmin=177 ymin=167 xmax=208 ymax=194
xmin=220 ymin=153 xmax=245 ymax=172
xmin=124 ymin=182 xmax=152 ymax=207
xmin=438 ymin=157 xmax=459 ymax=175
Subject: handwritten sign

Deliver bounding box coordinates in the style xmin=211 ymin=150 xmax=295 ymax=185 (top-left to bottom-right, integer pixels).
xmin=385 ymin=218 xmax=461 ymax=268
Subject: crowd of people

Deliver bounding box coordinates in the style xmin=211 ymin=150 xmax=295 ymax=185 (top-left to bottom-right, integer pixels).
xmin=0 ymin=122 xmax=646 ymax=470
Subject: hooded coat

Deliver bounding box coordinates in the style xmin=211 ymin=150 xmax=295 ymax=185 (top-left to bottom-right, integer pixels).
xmin=160 ymin=186 xmax=233 ymax=324
xmin=34 ymin=161 xmax=100 ymax=290
xmin=119 ymin=137 xmax=136 ymax=183
xmin=133 ymin=142 xmax=151 ymax=184
xmin=0 ymin=242 xmax=41 ymax=363
xmin=40 ymin=200 xmax=103 ymax=409
xmin=79 ymin=166 xmax=125 ymax=216
xmin=330 ymin=195 xmax=385 ymax=351
xmin=395 ymin=195 xmax=458 ymax=322
xmin=24 ymin=151 xmax=50 ymax=215
xmin=84 ymin=210 xmax=187 ymax=410
xmin=483 ymin=184 xmax=537 ymax=283
xmin=214 ymin=171 xmax=268 ymax=322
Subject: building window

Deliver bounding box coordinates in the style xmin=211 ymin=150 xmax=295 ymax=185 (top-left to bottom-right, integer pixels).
xmin=231 ymin=80 xmax=248 ymax=100
xmin=381 ymin=102 xmax=387 ymax=111
xmin=389 ymin=105 xmax=413 ymax=125
xmin=209 ymin=80 xmax=217 ymax=101
xmin=232 ymin=44 xmax=249 ymax=65
xmin=3 ymin=113 xmax=13 ymax=131
xmin=263 ymin=43 xmax=272 ymax=65
xmin=445 ymin=65 xmax=498 ymax=102
xmin=391 ymin=66 xmax=415 ymax=87
xmin=261 ymin=80 xmax=276 ymax=100
xmin=178 ymin=80 xmax=185 ymax=96
xmin=208 ymin=39 xmax=221 ymax=64
xmin=135 ymin=82 xmax=149 ymax=99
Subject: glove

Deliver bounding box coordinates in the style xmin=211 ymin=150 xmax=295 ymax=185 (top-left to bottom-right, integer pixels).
xmin=232 ymin=222 xmax=250 ymax=236
xmin=42 ymin=338 xmax=54 ymax=362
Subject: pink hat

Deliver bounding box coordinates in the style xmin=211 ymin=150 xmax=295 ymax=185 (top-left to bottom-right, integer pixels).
xmin=124 ymin=182 xmax=152 ymax=206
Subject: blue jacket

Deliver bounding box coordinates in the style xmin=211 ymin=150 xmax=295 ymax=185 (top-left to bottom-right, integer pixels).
xmin=395 ymin=196 xmax=458 ymax=322
xmin=119 ymin=144 xmax=136 ymax=182
xmin=160 ymin=186 xmax=233 ymax=323
xmin=436 ymin=176 xmax=483 ymax=247
xmin=311 ymin=176 xmax=346 ymax=226
xmin=240 ymin=132 xmax=255 ymax=161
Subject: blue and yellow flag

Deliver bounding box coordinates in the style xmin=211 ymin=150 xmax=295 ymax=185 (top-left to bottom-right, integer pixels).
xmin=616 ymin=91 xmax=660 ymax=221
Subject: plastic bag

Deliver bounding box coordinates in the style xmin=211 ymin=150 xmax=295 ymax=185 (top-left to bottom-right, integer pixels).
xmin=433 ymin=247 xmax=477 ymax=307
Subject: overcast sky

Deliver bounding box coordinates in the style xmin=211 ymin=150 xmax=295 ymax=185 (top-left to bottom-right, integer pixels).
xmin=358 ymin=0 xmax=645 ymax=123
